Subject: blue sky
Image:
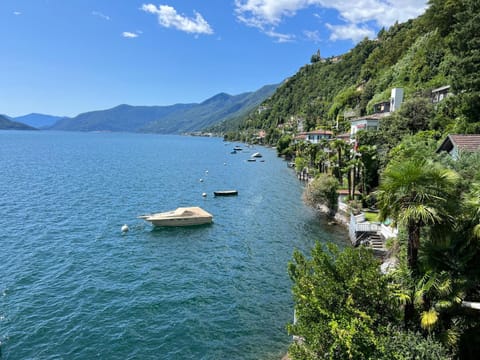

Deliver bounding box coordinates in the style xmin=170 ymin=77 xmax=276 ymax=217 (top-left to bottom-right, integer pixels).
xmin=1 ymin=0 xmax=428 ymax=117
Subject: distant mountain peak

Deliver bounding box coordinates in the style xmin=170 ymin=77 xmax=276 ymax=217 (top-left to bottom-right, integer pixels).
xmin=47 ymin=85 xmax=278 ymax=134
xmin=201 ymin=92 xmax=232 ymax=105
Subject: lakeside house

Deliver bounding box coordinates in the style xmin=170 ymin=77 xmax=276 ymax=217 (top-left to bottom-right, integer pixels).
xmin=350 ymin=87 xmax=404 ymax=140
xmin=294 ymin=129 xmax=333 ymax=144
xmin=305 ymin=129 xmax=333 ymax=143
xmin=436 ymin=134 xmax=480 ymax=160
xmin=350 ymin=113 xmax=386 ymax=139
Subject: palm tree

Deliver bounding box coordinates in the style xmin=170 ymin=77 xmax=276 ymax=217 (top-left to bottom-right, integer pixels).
xmin=330 ymin=139 xmax=349 ymax=182
xmin=376 ymin=159 xmax=459 ymax=273
xmin=390 ymin=261 xmax=463 ymax=341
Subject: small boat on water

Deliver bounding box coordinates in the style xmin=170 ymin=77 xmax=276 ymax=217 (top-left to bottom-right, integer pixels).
xmin=233 ymin=146 xmax=243 ymax=151
xmin=138 ymin=207 xmax=213 ymax=227
xmin=252 ymin=152 xmax=263 ymax=158
xmin=213 ymin=190 xmax=238 ymax=196
xmin=247 ymin=158 xmax=256 ymax=162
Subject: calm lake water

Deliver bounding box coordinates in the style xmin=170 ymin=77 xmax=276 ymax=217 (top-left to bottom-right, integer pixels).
xmin=0 ymin=131 xmax=347 ymax=359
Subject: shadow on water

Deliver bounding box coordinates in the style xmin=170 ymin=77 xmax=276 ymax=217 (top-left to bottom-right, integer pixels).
xmin=149 ymin=223 xmax=213 ymax=233
xmin=145 ymin=223 xmax=214 ymax=240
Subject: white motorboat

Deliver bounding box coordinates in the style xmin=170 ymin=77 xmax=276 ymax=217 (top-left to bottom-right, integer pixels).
xmin=252 ymin=152 xmax=263 ymax=158
xmin=139 ymin=207 xmax=213 ymax=227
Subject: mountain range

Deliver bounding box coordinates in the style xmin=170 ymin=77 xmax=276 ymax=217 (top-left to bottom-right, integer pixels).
xmin=13 ymin=84 xmax=277 ymax=133
xmin=14 ymin=113 xmax=67 ymax=129
xmin=0 ymin=114 xmax=36 ymax=130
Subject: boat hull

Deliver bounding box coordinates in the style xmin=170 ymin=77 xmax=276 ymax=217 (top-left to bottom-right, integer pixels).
xmin=148 ymin=217 xmax=212 ymax=227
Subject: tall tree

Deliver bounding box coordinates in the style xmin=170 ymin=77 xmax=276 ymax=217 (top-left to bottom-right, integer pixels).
xmin=331 ymin=139 xmax=350 ymax=183
xmin=288 ymin=244 xmax=399 ymax=359
xmin=376 ymin=159 xmax=459 ymax=273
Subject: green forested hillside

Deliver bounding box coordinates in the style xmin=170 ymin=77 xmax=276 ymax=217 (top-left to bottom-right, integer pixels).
xmin=264 ymin=2 xmax=480 ymax=359
xmin=232 ymin=0 xmax=479 ymax=141
xmin=205 ymin=84 xmax=280 ymax=133
xmin=140 ymin=84 xmax=278 ymax=133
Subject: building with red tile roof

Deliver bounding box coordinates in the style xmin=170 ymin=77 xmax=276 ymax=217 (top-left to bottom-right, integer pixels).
xmin=436 ymin=134 xmax=480 ymax=159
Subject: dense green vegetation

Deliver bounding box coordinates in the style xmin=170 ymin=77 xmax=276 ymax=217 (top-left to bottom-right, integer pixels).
xmin=216 ymin=0 xmax=480 ymax=358
xmin=225 ymin=0 xmax=479 ymax=143
xmin=289 ymin=156 xmax=480 ymax=358
xmin=288 ymin=244 xmax=452 ymax=359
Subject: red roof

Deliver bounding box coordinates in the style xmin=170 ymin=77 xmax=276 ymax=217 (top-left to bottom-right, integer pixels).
xmin=437 ymin=134 xmax=480 ymax=153
xmin=450 ymin=134 xmax=480 ymax=151
xmin=306 ymin=129 xmax=333 ymax=135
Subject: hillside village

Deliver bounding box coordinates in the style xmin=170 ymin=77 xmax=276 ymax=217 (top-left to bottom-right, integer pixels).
xmin=242 ymin=84 xmax=480 ymax=253
xmin=222 ymin=1 xmax=480 ymax=358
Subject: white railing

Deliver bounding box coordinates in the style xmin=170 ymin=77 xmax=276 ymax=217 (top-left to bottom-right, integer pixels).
xmin=353 ymin=213 xmax=365 ymax=223
xmin=380 ymin=224 xmax=398 ymax=239
xmin=356 ymin=222 xmax=380 ymax=232
xmin=349 ymin=215 xmax=357 ymax=244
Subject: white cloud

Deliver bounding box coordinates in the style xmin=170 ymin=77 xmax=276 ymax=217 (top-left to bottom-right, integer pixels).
xmin=92 ymin=11 xmax=111 ymax=21
xmin=326 ymin=23 xmax=375 ymax=42
xmin=122 ymin=32 xmax=139 ymax=38
xmin=265 ymin=29 xmax=295 ymax=43
xmin=141 ymin=4 xmax=213 ymax=35
xmin=234 ymin=0 xmax=428 ymax=42
xmin=303 ymin=30 xmax=322 ymax=43
xmin=235 ymin=0 xmax=305 ymax=27
xmin=13 ymin=11 xmax=22 ymax=16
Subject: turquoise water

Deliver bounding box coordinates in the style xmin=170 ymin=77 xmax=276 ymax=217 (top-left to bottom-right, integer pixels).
xmin=0 ymin=131 xmax=347 ymax=359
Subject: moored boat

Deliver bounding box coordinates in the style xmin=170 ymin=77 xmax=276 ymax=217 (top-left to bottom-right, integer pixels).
xmin=213 ymin=190 xmax=238 ymax=196
xmin=138 ymin=206 xmax=213 ymax=227
xmin=252 ymin=152 xmax=263 ymax=158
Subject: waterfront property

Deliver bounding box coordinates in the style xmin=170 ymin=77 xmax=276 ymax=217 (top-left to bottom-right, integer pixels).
xmin=349 ymin=113 xmax=385 ymax=138
xmin=349 ymin=87 xmax=404 ymax=140
xmin=304 ymin=129 xmax=333 ymax=143
xmin=294 ymin=129 xmax=334 ymax=144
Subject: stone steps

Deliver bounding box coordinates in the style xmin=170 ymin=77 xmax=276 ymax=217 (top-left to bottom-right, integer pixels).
xmin=357 ymin=232 xmax=385 ymax=251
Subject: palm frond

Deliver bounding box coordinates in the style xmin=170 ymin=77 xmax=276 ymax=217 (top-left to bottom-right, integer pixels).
xmin=420 ymin=308 xmax=439 ymax=331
